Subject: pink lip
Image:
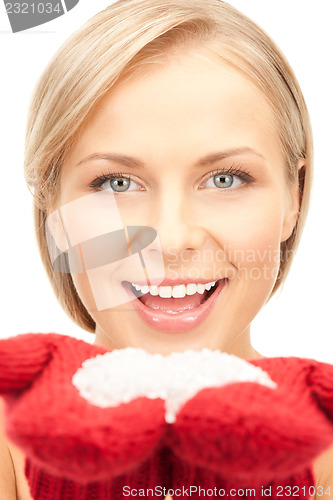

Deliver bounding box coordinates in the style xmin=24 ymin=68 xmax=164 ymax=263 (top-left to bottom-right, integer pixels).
xmin=122 ymin=279 xmax=227 ymax=333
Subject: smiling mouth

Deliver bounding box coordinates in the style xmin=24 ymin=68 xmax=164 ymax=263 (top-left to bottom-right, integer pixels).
xmin=123 ymin=279 xmax=224 ymax=314
xmin=122 ymin=279 xmax=227 ymax=332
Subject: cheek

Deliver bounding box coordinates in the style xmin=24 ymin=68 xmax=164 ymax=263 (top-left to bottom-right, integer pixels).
xmin=205 ymin=198 xmax=284 ymax=277
xmin=209 ymin=201 xmax=284 ymax=323
xmin=71 ymin=273 xmax=97 ymax=312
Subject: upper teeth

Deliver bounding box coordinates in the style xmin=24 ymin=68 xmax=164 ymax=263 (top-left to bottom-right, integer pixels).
xmin=131 ymin=281 xmax=217 ymax=298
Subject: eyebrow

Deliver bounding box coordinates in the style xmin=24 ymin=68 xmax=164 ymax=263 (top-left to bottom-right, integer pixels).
xmin=75 ymin=147 xmax=266 ymax=169
xmin=194 ymin=147 xmax=267 ymax=166
xmin=76 ymin=153 xmax=145 ymax=169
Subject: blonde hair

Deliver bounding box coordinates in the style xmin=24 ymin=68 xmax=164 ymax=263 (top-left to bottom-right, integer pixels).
xmin=25 ymin=0 xmax=313 ymax=332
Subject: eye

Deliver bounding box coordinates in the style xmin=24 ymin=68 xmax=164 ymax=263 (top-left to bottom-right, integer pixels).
xmin=90 ymin=174 xmax=142 ymax=193
xmin=203 ymin=172 xmax=243 ymax=189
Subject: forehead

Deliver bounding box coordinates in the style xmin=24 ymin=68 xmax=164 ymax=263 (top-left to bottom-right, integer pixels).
xmin=65 ymin=50 xmax=283 ymax=170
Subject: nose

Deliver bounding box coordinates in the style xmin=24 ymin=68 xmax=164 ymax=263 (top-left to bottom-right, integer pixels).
xmin=151 ymin=190 xmax=207 ymax=260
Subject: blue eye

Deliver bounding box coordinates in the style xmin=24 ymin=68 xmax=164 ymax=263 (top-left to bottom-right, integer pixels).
xmin=203 ymin=173 xmax=243 ymax=189
xmin=100 ymin=176 xmax=141 ymax=193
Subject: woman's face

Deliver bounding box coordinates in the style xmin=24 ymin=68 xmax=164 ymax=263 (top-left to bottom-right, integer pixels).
xmin=57 ymin=50 xmax=300 ymax=357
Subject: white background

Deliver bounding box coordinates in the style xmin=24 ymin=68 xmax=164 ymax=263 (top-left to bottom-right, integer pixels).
xmin=0 ymin=1 xmax=332 ymax=361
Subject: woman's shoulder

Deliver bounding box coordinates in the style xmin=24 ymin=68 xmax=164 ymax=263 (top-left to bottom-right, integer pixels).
xmin=313 ymin=443 xmax=333 ymax=499
xmin=0 ymin=397 xmax=17 ymax=498
xmin=0 ymin=397 xmax=33 ymax=500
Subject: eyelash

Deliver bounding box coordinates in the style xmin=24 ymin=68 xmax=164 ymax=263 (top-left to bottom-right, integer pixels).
xmin=89 ymin=171 xmax=137 ymax=191
xmin=89 ymin=166 xmax=255 ymax=192
xmin=199 ymin=166 xmax=254 ymax=188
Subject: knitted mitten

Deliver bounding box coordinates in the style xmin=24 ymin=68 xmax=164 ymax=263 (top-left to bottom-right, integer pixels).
xmin=0 ymin=334 xmax=166 ymax=483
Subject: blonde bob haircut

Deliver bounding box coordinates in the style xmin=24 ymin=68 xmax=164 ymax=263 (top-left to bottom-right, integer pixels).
xmin=25 ymin=0 xmax=313 ymax=333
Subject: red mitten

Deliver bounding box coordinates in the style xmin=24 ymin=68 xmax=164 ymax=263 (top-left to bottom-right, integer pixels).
xmin=0 ymin=333 xmax=54 ymax=393
xmin=0 ymin=334 xmax=166 ymax=484
xmin=172 ymin=357 xmax=333 ymax=488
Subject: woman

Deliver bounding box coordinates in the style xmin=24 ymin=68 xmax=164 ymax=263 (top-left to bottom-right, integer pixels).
xmin=1 ymin=0 xmax=332 ymax=497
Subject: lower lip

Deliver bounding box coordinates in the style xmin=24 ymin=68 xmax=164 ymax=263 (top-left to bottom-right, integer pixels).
xmin=123 ymin=279 xmax=227 ymax=332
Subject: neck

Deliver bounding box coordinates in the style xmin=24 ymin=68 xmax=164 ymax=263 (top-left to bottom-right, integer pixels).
xmin=94 ymin=323 xmax=263 ymax=360
xmin=224 ymin=327 xmax=263 ymax=360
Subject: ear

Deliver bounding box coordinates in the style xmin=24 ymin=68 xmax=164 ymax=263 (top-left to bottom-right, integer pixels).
xmin=280 ymin=159 xmax=305 ymax=243
xmin=0 ymin=334 xmax=54 ymax=394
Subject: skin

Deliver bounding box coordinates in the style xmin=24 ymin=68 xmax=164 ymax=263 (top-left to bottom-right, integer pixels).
xmin=56 ymin=48 xmax=301 ymax=358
